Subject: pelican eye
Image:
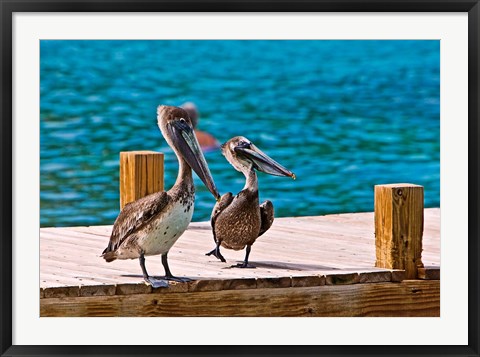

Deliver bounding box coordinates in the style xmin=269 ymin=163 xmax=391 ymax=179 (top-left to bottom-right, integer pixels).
xmin=180 ymin=118 xmax=186 ymax=123
xmin=238 ymin=140 xmax=251 ymax=148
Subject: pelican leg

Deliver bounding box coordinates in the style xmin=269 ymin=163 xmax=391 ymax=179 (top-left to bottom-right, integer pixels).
xmin=232 ymin=245 xmax=255 ymax=268
xmin=205 ymin=241 xmax=226 ymax=262
xmin=160 ymin=253 xmax=192 ymax=283
xmin=139 ymin=253 xmax=169 ymax=288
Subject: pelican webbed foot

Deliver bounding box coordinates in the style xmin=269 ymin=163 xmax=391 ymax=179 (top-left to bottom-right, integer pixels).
xmin=205 ymin=241 xmax=226 ymax=262
xmin=144 ymin=277 xmax=170 ymax=288
xmin=158 ymin=253 xmax=192 ymax=283
xmin=205 ymin=248 xmax=226 ymax=262
xmin=231 ymin=262 xmax=256 ymax=269
xmin=230 ymin=244 xmax=255 ymax=268
xmin=139 ymin=253 xmax=170 ymax=288
xmin=163 ymin=274 xmax=192 ymax=283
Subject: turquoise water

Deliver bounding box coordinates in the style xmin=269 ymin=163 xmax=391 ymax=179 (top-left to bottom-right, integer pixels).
xmin=40 ymin=40 xmax=440 ymax=227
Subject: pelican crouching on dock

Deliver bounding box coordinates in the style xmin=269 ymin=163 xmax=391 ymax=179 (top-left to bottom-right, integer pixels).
xmin=102 ymin=105 xmax=220 ymax=288
xmin=207 ymin=136 xmax=295 ymax=268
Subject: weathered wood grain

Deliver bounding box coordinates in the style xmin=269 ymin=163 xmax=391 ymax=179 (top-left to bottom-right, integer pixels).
xmin=418 ymin=266 xmax=440 ymax=280
xmin=40 ymin=209 xmax=440 ymax=299
xmin=358 ymin=271 xmax=392 ymax=283
xmin=39 ymin=270 xmax=406 ymax=299
xmin=291 ymin=275 xmax=326 ymax=288
xmin=43 ymin=286 xmax=80 ymax=299
xmin=375 ymin=184 xmax=424 ymax=279
xmin=40 ymin=280 xmax=440 ymax=317
xmin=119 ymin=151 xmax=164 ymax=210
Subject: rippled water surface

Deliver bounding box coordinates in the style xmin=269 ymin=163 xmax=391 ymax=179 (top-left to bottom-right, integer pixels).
xmin=40 ymin=40 xmax=440 ymax=227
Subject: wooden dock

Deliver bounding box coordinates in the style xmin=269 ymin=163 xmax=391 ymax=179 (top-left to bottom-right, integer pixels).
xmin=40 ymin=208 xmax=440 ymax=317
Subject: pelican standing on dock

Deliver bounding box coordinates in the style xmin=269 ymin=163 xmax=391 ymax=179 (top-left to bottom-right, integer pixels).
xmin=207 ymin=136 xmax=295 ymax=268
xmin=102 ymin=105 xmax=220 ymax=288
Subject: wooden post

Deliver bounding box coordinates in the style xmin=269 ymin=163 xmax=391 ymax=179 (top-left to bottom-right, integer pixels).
xmin=119 ymin=151 xmax=164 ymax=210
xmin=374 ymin=184 xmax=424 ymax=279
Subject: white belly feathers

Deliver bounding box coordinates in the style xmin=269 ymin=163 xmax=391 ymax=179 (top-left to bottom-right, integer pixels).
xmin=140 ymin=199 xmax=194 ymax=256
xmin=112 ymin=198 xmax=194 ymax=260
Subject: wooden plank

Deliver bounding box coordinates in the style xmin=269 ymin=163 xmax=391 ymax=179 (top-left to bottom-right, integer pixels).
xmin=391 ymin=270 xmax=406 ymax=282
xmin=256 ymin=277 xmax=292 ymax=289
xmin=358 ymin=271 xmax=392 ymax=283
xmin=79 ymin=284 xmax=117 ymax=297
xmin=119 ymin=151 xmax=164 ymax=210
xmin=325 ymin=273 xmax=360 ymax=285
xmin=40 ymin=280 xmax=440 ymax=317
xmin=273 ymin=220 xmax=376 ymax=239
xmin=69 ymin=225 xmax=112 ymax=236
xmin=188 ymin=278 xmax=257 ymax=292
xmin=418 ymin=267 xmax=440 ymax=280
xmin=40 ymin=209 xmax=440 ymax=295
xmin=40 ymin=272 xmax=89 ymax=287
xmin=41 ymin=232 xmax=373 ymax=271
xmin=40 ymin=233 xmax=105 ymax=249
xmin=43 ymin=286 xmax=80 ymax=299
xmin=375 ymin=184 xmax=424 ymax=279
xmin=40 ymin=270 xmax=397 ymax=298
xmin=291 ymin=275 xmax=326 ymax=288
xmin=40 ymin=271 xmax=118 ymax=287
xmin=43 ymin=226 xmax=110 ymax=239
xmin=40 ymin=258 xmax=146 ymax=284
xmin=110 ymin=283 xmax=152 ymax=296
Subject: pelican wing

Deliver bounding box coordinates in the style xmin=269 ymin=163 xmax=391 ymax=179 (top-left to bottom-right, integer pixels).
xmin=258 ymin=200 xmax=274 ymax=237
xmin=103 ymin=191 xmax=170 ymax=255
xmin=210 ymin=192 xmax=234 ymax=242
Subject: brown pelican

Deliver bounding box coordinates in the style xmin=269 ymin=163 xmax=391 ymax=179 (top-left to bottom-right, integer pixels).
xmin=206 ymin=136 xmax=295 ymax=268
xmin=102 ymin=105 xmax=220 ymax=287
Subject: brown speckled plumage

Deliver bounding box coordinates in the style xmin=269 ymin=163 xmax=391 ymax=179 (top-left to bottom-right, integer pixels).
xmin=102 ymin=180 xmax=194 ymax=262
xmin=207 ymin=136 xmax=294 ymax=267
xmin=213 ymin=189 xmax=262 ymax=250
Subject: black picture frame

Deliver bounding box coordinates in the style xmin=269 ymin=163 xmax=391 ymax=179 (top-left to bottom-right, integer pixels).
xmin=1 ymin=1 xmax=479 ymax=356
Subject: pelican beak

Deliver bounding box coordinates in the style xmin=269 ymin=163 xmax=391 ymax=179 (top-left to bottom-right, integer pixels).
xmin=235 ymin=142 xmax=296 ymax=179
xmin=170 ymin=120 xmax=220 ymax=199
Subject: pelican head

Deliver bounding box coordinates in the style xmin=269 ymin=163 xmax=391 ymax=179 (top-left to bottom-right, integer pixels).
xmin=180 ymin=102 xmax=199 ymax=129
xmin=157 ymin=105 xmax=220 ymax=199
xmin=221 ymin=136 xmax=295 ymax=179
